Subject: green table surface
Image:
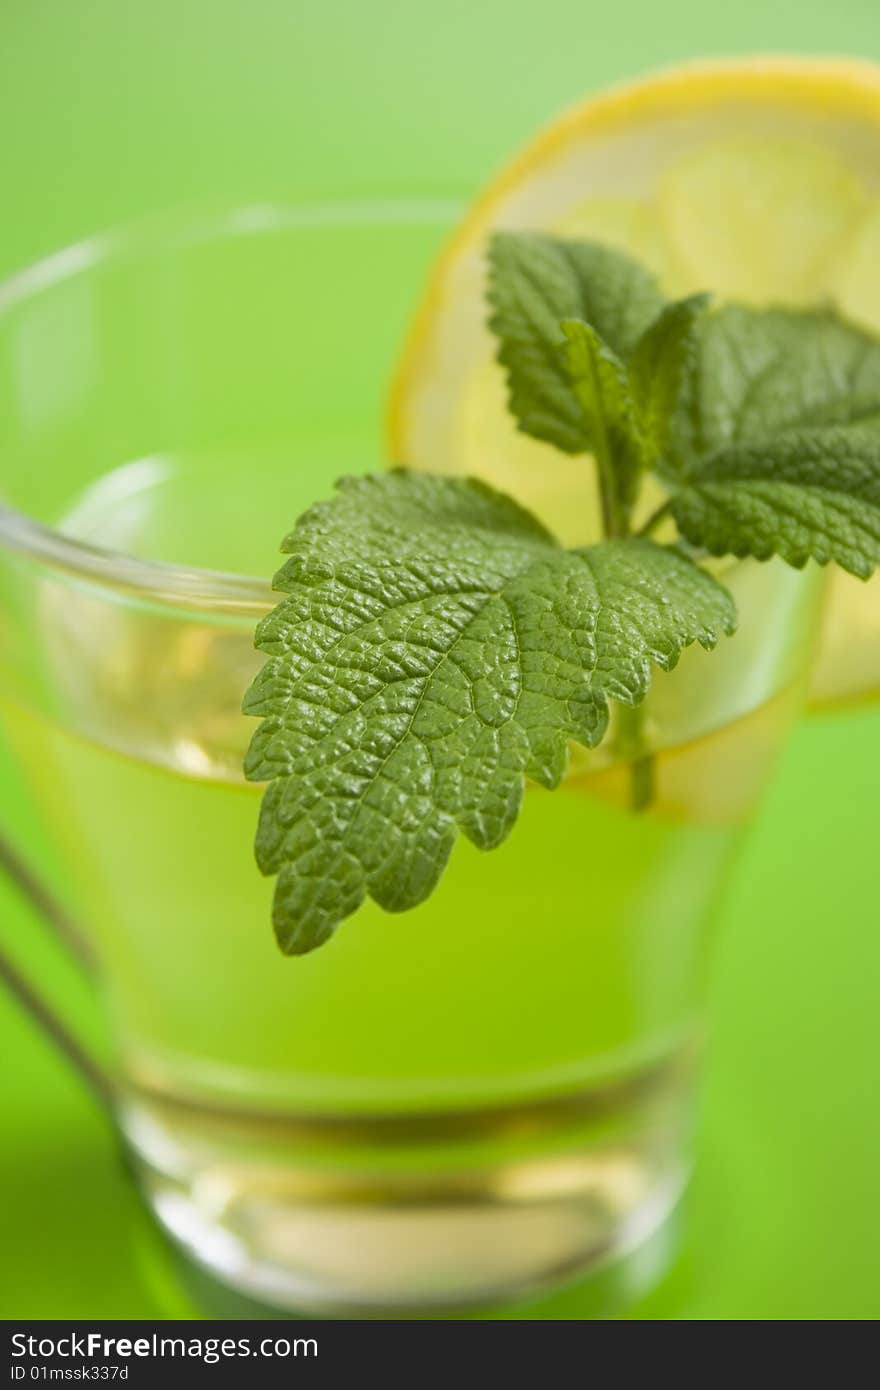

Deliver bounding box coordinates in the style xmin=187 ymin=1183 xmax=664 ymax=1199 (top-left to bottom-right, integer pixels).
xmin=2 ymin=0 xmax=880 ymax=1322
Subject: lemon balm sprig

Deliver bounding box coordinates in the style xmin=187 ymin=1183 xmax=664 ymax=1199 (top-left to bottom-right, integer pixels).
xmin=243 ymin=234 xmax=880 ymax=954
xmin=486 ymin=232 xmax=880 ymax=809
xmin=487 ymin=233 xmax=880 ymax=577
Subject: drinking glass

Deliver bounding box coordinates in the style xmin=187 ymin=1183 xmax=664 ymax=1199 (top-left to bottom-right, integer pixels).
xmin=0 ymin=203 xmax=823 ymax=1313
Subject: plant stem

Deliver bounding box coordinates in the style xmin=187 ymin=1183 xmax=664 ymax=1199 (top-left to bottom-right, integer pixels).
xmin=589 ymin=444 xmax=658 ymax=812
xmin=615 ymin=702 xmax=655 ymax=813
xmin=629 ymin=748 xmax=656 ymax=812
xmin=635 ymin=498 xmax=673 ymax=538
xmin=595 ymin=448 xmax=631 ymax=539
xmin=596 ymin=465 xmax=618 ymax=538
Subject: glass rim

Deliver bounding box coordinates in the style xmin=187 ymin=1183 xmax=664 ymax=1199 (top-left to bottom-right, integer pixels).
xmin=0 ymin=195 xmax=462 ymax=616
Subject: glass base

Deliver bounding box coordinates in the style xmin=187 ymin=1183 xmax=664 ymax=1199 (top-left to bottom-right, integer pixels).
xmin=121 ymin=1051 xmax=692 ymax=1316
xmin=141 ymin=1178 xmax=683 ymax=1321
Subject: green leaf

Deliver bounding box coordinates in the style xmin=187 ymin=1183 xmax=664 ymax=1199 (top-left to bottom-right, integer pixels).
xmin=243 ymin=472 xmax=736 ymax=953
xmin=663 ymin=304 xmax=880 ymax=572
xmin=629 ymin=293 xmax=710 ymax=463
xmin=670 ymin=305 xmax=880 ymax=471
xmin=487 ymin=232 xmax=664 ymax=454
xmin=671 ymin=427 xmax=880 ymax=578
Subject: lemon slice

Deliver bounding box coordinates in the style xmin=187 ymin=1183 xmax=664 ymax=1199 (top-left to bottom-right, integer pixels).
xmin=387 ymin=57 xmax=880 ymax=708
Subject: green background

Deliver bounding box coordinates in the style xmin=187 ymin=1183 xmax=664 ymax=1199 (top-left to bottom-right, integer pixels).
xmin=2 ymin=0 xmax=879 ymax=1320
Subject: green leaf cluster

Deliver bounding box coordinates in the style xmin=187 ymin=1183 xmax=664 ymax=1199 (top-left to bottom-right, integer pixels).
xmin=245 ymin=230 xmax=880 ymax=951
xmin=490 ymin=233 xmax=880 ymax=573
